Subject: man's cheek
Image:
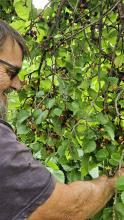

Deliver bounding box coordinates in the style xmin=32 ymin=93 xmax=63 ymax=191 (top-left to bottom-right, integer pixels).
xmin=0 ymin=93 xmax=7 ymax=104
xmin=0 ymin=72 xmax=10 ymax=91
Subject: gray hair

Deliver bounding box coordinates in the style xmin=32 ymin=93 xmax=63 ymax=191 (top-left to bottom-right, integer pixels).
xmin=0 ymin=19 xmax=29 ymax=59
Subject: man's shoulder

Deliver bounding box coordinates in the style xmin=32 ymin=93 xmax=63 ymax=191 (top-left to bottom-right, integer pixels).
xmin=0 ymin=119 xmax=13 ymax=131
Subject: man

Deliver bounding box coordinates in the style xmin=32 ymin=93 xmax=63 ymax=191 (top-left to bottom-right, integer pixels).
xmin=0 ymin=19 xmax=123 ymax=220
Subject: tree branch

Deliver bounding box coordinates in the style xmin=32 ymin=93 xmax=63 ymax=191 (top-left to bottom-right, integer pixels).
xmin=37 ymin=0 xmax=67 ymax=90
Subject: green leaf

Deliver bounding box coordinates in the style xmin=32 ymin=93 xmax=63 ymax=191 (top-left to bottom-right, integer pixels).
xmin=17 ymin=124 xmax=30 ymax=134
xmin=81 ymin=156 xmax=89 ymax=177
xmin=47 ymin=167 xmax=65 ymax=183
xmin=96 ymin=112 xmax=109 ymax=125
xmin=109 ymin=159 xmax=119 ymax=166
xmin=57 ymin=141 xmax=67 ymax=156
xmin=115 ymin=202 xmax=124 ymax=217
xmin=116 ymin=176 xmax=124 ymax=191
xmin=84 ymin=140 xmax=96 ymax=153
xmin=14 ymin=0 xmax=31 ymax=20
xmin=36 ymin=110 xmax=48 ymax=124
xmin=109 ymin=152 xmax=121 ymax=166
xmin=36 ymin=91 xmax=44 ymax=97
xmin=79 ymin=80 xmax=90 ymax=90
xmin=77 ymin=149 xmax=84 ymax=158
xmin=108 ymin=77 xmax=119 ymax=86
xmin=88 ymin=88 xmax=97 ymax=99
xmin=62 ymin=165 xmax=73 ymax=171
xmin=40 ymin=79 xmax=52 ymax=91
xmin=17 ymin=110 xmax=31 ymax=123
xmin=111 ymin=152 xmax=121 ymax=161
xmin=102 ymin=208 xmax=113 ymax=220
xmin=68 ymin=170 xmax=81 ymax=182
xmin=108 ymin=29 xmax=117 ymax=46
xmin=47 ymin=161 xmax=59 ymax=171
xmin=76 ymin=124 xmax=85 ymax=133
xmin=70 ymin=146 xmax=79 ymax=160
xmin=121 ymin=192 xmax=124 ymax=204
xmin=114 ymin=55 xmax=124 ymax=68
xmin=104 ymin=125 xmax=115 ymax=141
xmin=10 ymin=20 xmax=26 ymax=33
xmin=89 ymin=166 xmax=99 ymax=178
xmin=53 ymin=108 xmax=62 ymax=116
xmin=30 ymin=142 xmax=42 ymax=153
xmin=96 ymin=149 xmax=109 ymax=161
xmin=71 ymin=102 xmax=80 ymax=115
xmin=46 ymin=98 xmax=56 ymax=109
xmin=33 ymin=109 xmax=48 ymax=124
xmin=84 ymin=129 xmax=96 ymax=139
xmin=41 ymin=110 xmax=49 ymax=120
xmin=119 ymin=100 xmax=124 ymax=108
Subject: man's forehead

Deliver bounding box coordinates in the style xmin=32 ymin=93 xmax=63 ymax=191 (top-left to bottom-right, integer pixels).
xmin=0 ymin=36 xmax=23 ymax=67
xmin=2 ymin=37 xmax=21 ymax=52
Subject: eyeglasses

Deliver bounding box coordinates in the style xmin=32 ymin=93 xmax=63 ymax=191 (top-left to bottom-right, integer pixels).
xmin=0 ymin=59 xmax=21 ymax=79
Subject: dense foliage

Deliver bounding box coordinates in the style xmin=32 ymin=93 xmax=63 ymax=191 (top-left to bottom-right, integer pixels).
xmin=1 ymin=0 xmax=124 ymax=219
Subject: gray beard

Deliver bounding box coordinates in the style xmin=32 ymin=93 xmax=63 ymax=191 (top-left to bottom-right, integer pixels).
xmin=0 ymin=95 xmax=7 ymax=120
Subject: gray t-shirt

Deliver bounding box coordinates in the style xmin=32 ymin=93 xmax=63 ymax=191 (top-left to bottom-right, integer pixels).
xmin=0 ymin=120 xmax=56 ymax=220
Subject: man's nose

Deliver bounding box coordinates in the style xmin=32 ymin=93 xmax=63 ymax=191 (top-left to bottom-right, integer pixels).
xmin=10 ymin=76 xmax=23 ymax=91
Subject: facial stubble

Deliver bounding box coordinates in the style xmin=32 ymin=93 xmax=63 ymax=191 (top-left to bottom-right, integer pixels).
xmin=0 ymin=93 xmax=7 ymax=120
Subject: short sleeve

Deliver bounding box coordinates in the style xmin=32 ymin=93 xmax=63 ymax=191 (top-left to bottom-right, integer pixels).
xmin=0 ymin=121 xmax=56 ymax=220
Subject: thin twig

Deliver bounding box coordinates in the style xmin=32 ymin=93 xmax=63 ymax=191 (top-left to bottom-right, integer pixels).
xmin=37 ymin=0 xmax=67 ymax=90
xmin=58 ymin=0 xmax=121 ymax=44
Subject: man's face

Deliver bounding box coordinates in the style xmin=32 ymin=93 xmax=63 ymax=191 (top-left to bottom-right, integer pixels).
xmin=0 ymin=37 xmax=23 ymax=120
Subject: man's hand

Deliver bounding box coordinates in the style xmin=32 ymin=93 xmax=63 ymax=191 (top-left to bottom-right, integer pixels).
xmin=114 ymin=167 xmax=124 ymax=179
xmin=28 ymin=168 xmax=124 ymax=220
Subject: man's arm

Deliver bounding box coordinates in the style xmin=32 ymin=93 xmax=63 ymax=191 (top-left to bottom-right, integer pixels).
xmin=28 ymin=173 xmax=118 ymax=220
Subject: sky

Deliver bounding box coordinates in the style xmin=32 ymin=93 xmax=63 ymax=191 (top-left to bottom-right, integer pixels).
xmin=32 ymin=0 xmax=49 ymax=9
